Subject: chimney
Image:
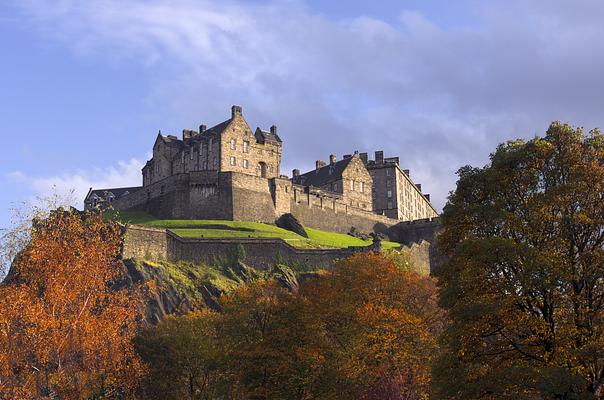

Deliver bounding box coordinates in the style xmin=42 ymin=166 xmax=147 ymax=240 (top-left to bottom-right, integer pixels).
xmin=375 ymin=150 xmax=384 ymax=164
xmin=292 ymin=169 xmax=300 ymax=178
xmin=360 ymin=152 xmax=368 ymax=164
xmin=182 ymin=129 xmax=192 ymax=140
xmin=403 ymin=169 xmax=410 ymax=177
xmin=199 ymin=124 xmax=207 ymax=133
xmin=329 ymin=154 xmax=337 ymax=164
xmin=231 ymin=105 xmax=242 ymax=118
xmin=270 ymin=125 xmax=277 ymax=135
xmin=424 ymin=194 xmax=430 ymax=201
xmin=316 ymin=160 xmax=326 ymax=170
xmin=415 ymin=184 xmax=422 ymax=192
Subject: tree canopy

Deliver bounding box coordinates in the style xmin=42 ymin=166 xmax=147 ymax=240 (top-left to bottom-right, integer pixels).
xmin=0 ymin=209 xmax=143 ymax=399
xmin=434 ymin=122 xmax=604 ymax=399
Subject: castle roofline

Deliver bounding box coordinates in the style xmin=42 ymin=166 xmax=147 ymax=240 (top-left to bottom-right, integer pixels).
xmin=292 ymin=155 xmax=355 ymax=187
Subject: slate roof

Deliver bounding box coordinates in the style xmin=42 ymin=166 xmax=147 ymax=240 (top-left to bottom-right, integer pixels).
xmin=291 ymin=157 xmax=354 ymax=187
xmin=255 ymin=128 xmax=282 ymax=144
xmin=86 ymin=186 xmax=142 ymax=201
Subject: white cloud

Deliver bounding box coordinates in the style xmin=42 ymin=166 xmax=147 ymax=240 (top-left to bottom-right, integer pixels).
xmin=7 ymin=158 xmax=145 ymax=210
xmin=10 ymin=0 xmax=604 ymax=211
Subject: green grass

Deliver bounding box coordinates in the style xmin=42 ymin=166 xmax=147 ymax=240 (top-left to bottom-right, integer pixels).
xmin=108 ymin=210 xmax=401 ymax=250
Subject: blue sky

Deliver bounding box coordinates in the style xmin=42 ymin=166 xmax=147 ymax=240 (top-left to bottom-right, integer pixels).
xmin=1 ymin=0 xmax=604 ymax=229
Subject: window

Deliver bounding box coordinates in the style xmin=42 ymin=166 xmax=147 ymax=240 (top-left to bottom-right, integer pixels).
xmin=387 ymin=190 xmax=392 ymax=198
xmin=190 ymin=150 xmax=194 ymax=160
xmin=230 ymin=138 xmax=236 ymax=150
xmin=387 ymin=179 xmax=391 ymax=187
xmin=243 ymin=141 xmax=249 ymax=153
xmin=360 ymin=182 xmax=365 ymax=193
xmin=350 ymin=180 xmax=355 ymax=191
xmin=230 ymin=156 xmax=236 ymax=166
xmin=387 ymin=201 xmax=393 ymax=209
xmin=243 ymin=159 xmax=249 ymax=169
xmin=386 ymin=169 xmax=391 ymax=176
xmin=213 ymin=157 xmax=217 ymax=168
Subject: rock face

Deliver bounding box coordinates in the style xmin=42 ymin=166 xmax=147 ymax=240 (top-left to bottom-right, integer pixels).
xmin=275 ymin=213 xmax=308 ymax=238
xmin=124 ymin=257 xmax=315 ymax=325
xmin=272 ymin=264 xmax=299 ymax=292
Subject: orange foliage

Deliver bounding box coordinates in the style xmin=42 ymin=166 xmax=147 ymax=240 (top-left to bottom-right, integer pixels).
xmin=0 ymin=209 xmax=143 ymax=399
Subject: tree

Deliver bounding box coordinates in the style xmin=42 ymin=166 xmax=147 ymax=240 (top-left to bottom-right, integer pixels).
xmin=135 ymin=310 xmax=223 ymax=400
xmin=434 ymin=122 xmax=604 ymax=398
xmin=0 ymin=208 xmax=143 ymax=399
xmin=301 ymin=252 xmax=443 ymax=400
xmin=218 ymin=252 xmax=442 ymax=400
xmin=0 ymin=189 xmax=75 ymax=280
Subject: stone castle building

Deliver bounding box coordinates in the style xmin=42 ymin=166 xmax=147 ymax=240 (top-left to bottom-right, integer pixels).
xmin=85 ymin=105 xmax=437 ymax=234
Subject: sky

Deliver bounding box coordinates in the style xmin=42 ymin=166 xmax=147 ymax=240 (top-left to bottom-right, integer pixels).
xmin=1 ymin=0 xmax=604 ymax=230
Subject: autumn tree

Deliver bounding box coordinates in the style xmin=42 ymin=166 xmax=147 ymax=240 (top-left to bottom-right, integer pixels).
xmin=300 ymin=252 xmax=443 ymax=400
xmin=217 ymin=252 xmax=442 ymax=400
xmin=434 ymin=122 xmax=604 ymax=398
xmin=135 ymin=310 xmax=224 ymax=400
xmin=0 ymin=208 xmax=143 ymax=399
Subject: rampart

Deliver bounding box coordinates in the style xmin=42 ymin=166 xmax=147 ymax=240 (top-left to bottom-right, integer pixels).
xmin=122 ymin=225 xmax=439 ymax=274
xmin=387 ymin=217 xmax=445 ymax=273
xmin=112 ymin=171 xmax=401 ymax=236
xmin=122 ymin=225 xmax=383 ymax=271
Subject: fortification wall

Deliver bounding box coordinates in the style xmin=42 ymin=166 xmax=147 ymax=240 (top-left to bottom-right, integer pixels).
xmin=111 ymin=172 xmax=233 ymax=220
xmin=122 ymin=226 xmax=169 ymax=260
xmin=122 ymin=226 xmax=381 ymax=271
xmin=387 ymin=218 xmax=446 ymax=273
xmin=289 ymin=185 xmax=398 ymax=235
xmin=230 ymin=172 xmax=278 ymax=223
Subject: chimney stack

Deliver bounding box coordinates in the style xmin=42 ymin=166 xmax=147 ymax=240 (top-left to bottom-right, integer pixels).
xmin=199 ymin=124 xmax=207 ymax=133
xmin=375 ymin=150 xmax=384 ymax=165
xmin=329 ymin=154 xmax=337 ymax=164
xmin=270 ymin=125 xmax=277 ymax=135
xmin=360 ymin=152 xmax=368 ymax=164
xmin=316 ymin=160 xmax=326 ymax=170
xmin=182 ymin=129 xmax=192 ymax=140
xmin=292 ymin=169 xmax=300 ymax=178
xmin=231 ymin=105 xmax=242 ymax=118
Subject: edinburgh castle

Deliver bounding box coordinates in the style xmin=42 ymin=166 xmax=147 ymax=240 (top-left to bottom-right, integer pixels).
xmin=85 ymin=105 xmax=438 ymax=237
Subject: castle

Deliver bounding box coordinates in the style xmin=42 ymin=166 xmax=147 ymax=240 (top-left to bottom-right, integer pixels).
xmin=84 ymin=105 xmax=438 ymax=236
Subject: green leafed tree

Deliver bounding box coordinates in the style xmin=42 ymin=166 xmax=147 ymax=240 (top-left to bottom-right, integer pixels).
xmin=434 ymin=122 xmax=604 ymax=399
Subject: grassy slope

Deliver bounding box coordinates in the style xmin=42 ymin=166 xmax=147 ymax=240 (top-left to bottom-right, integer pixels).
xmin=109 ymin=211 xmax=401 ymax=250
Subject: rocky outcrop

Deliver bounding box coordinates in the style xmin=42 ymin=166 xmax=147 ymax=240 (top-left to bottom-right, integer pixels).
xmin=275 ymin=213 xmax=308 ymax=237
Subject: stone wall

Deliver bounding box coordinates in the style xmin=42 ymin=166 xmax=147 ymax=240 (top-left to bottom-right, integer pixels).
xmin=122 ymin=225 xmax=382 ymax=271
xmin=122 ymin=226 xmax=168 ymax=261
xmin=230 ymin=172 xmax=279 ymax=223
xmin=387 ymin=218 xmax=445 ymax=273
